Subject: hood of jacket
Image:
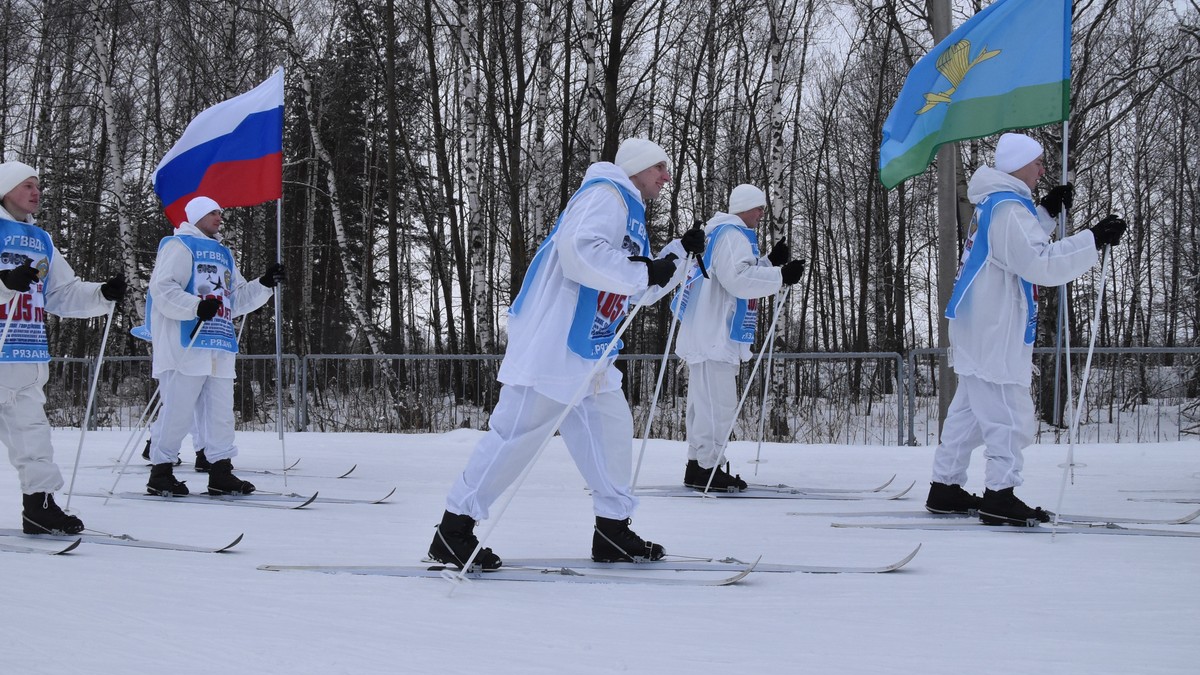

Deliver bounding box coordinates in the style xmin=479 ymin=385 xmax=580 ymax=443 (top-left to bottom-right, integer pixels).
xmin=967 ymin=165 xmax=1033 ymax=205
xmin=582 ymin=162 xmax=644 ymax=206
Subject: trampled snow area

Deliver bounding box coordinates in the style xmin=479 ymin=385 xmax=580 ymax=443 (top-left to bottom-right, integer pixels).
xmin=5 ymin=429 xmax=1198 ymax=674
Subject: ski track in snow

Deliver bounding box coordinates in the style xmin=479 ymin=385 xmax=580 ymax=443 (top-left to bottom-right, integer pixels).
xmin=3 ymin=430 xmax=1197 ymax=674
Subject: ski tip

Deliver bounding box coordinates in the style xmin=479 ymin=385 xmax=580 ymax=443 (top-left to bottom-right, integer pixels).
xmin=337 ymin=464 xmax=358 ymax=479
xmin=216 ymin=533 xmax=245 ymax=552
xmin=1175 ymin=508 xmax=1200 ymax=524
xmin=58 ymin=538 xmax=83 ymax=554
xmin=372 ymin=487 xmax=397 ymax=504
xmin=887 ymin=481 xmax=917 ymax=500
xmin=893 ymin=544 xmax=922 ymax=570
xmin=291 ymin=493 xmax=319 ymax=509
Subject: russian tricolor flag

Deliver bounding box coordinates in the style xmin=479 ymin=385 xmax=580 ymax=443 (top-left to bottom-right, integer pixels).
xmin=154 ymin=68 xmax=284 ymax=226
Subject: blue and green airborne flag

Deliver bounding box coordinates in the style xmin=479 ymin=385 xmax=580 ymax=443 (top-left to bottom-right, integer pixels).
xmin=879 ymin=0 xmax=1072 ymax=189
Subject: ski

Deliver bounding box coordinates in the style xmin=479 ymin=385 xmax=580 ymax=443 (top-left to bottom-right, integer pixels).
xmin=497 ymin=545 xmax=920 ymax=574
xmin=0 ymin=528 xmax=242 ymax=553
xmin=70 ymin=490 xmax=318 ymax=510
xmin=830 ymin=521 xmax=1200 ymax=538
xmin=258 ymin=557 xmax=759 ymax=586
xmin=790 ymin=508 xmax=1200 ymax=525
xmin=230 ymin=487 xmax=395 ymax=505
xmin=0 ymin=538 xmax=81 ymax=555
xmin=90 ymin=458 xmax=356 ymax=479
xmin=745 ymin=474 xmax=897 ymax=494
xmin=635 ymin=481 xmax=914 ymax=501
xmin=1128 ymin=497 xmax=1200 ymax=505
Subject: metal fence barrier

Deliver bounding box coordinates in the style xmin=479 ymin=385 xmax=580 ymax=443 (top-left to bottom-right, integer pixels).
xmin=906 ymin=347 xmax=1200 ymax=446
xmin=49 ymin=347 xmax=1198 ymax=445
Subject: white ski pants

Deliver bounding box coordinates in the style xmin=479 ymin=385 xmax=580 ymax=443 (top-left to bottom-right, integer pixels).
xmin=685 ymin=360 xmax=740 ymax=468
xmin=446 ymin=384 xmax=638 ymax=521
xmin=0 ymin=362 xmax=63 ymax=494
xmin=150 ymin=371 xmax=237 ymax=465
xmin=931 ymin=374 xmax=1035 ymax=491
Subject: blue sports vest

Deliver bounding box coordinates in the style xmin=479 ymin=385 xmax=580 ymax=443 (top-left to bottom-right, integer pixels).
xmin=945 ymin=191 xmax=1038 ymax=345
xmin=510 ymin=177 xmax=649 ymax=360
xmin=672 ymin=223 xmax=760 ymax=343
xmin=0 ymin=219 xmax=54 ymax=362
xmin=170 ymin=235 xmax=239 ymax=353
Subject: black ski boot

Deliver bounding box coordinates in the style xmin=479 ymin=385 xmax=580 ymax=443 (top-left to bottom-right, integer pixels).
xmin=925 ymin=482 xmax=982 ymax=515
xmin=206 ymin=458 xmax=255 ymax=495
xmin=978 ymin=487 xmax=1053 ymax=526
xmin=428 ymin=511 xmax=502 ymax=570
xmin=147 ymin=462 xmax=189 ymax=496
xmin=22 ymin=492 xmax=84 ymax=534
xmin=142 ymin=440 xmax=181 ymax=465
xmin=683 ymin=459 xmax=747 ymax=492
xmin=592 ymin=516 xmax=665 ymax=562
xmin=194 ymin=449 xmax=212 ymax=472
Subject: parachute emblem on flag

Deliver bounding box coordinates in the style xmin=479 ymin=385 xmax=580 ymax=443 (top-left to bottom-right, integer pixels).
xmin=916 ymin=41 xmax=1001 ymax=115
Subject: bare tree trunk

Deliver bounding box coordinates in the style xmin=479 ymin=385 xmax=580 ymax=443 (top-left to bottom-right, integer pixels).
xmin=581 ymin=0 xmax=602 ymax=162
xmin=90 ymin=0 xmax=136 ymax=302
xmin=282 ymin=3 xmax=386 ymax=356
xmin=384 ymin=0 xmax=403 ymax=353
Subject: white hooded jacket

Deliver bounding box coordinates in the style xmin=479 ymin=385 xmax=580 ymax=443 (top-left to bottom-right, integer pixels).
xmin=674 ymin=212 xmax=783 ymax=365
xmin=148 ymin=222 xmax=274 ymax=379
xmin=949 ymin=166 xmax=1098 ymax=385
xmin=497 ymin=162 xmax=683 ymax=403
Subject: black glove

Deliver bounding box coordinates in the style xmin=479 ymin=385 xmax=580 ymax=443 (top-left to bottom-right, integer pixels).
xmin=1040 ymin=183 xmax=1074 ymax=218
xmin=680 ymin=227 xmax=706 ymax=257
xmin=100 ymin=274 xmax=126 ymax=302
xmin=780 ymin=259 xmax=806 ymax=285
xmin=1088 ymin=214 xmax=1127 ymax=249
xmin=767 ymin=238 xmax=790 ymax=266
xmin=196 ymin=297 xmax=222 ymax=321
xmin=0 ymin=262 xmax=39 ymax=293
xmin=630 ymin=253 xmax=679 ymax=288
xmin=259 ymin=262 xmax=286 ymax=288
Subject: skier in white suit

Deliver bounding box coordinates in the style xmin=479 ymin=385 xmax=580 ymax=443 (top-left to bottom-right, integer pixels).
xmin=429 ymin=138 xmax=705 ymax=569
xmin=674 ymin=184 xmax=804 ymax=492
xmin=0 ymin=161 xmax=125 ymax=533
xmin=925 ymin=133 xmax=1127 ymax=525
xmin=145 ymin=196 xmax=283 ymax=497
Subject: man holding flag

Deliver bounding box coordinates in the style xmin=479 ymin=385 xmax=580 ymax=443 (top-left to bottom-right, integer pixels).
xmin=143 ymin=70 xmax=286 ymax=495
xmin=878 ymin=1 xmax=1129 ymax=524
xmin=925 ymin=133 xmax=1125 ymax=524
xmin=144 ymin=196 xmax=283 ymax=496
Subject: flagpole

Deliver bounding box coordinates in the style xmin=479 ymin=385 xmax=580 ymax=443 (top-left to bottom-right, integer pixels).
xmin=273 ymin=196 xmax=287 ymax=486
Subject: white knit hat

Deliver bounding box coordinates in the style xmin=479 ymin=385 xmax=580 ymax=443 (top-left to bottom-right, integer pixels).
xmin=615 ymin=138 xmax=671 ymax=177
xmin=728 ymin=184 xmax=766 ymax=214
xmin=184 ymin=196 xmax=222 ymax=226
xmin=994 ymin=133 xmax=1043 ymax=173
xmin=0 ymin=161 xmax=38 ymax=200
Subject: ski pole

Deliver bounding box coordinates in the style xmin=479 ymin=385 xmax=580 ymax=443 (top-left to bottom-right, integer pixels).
xmin=103 ymin=318 xmax=207 ymax=503
xmin=64 ymin=305 xmax=116 ymax=510
xmin=700 ymin=285 xmax=791 ymax=494
xmin=1053 ymin=246 xmax=1111 ymax=528
xmin=631 ymin=257 xmax=700 ymax=489
xmin=751 ymin=289 xmax=785 ymax=475
xmin=448 ymin=297 xmax=654 ymax=591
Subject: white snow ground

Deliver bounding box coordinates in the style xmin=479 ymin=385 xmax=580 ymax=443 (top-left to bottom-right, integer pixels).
xmin=4 ymin=429 xmax=1198 ymax=675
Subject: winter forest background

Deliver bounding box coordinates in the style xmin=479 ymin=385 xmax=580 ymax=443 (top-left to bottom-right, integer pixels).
xmin=2 ymin=0 xmax=1198 ymax=426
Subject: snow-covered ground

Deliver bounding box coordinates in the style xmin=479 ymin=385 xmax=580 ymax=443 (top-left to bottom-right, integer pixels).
xmin=5 ymin=429 xmax=1198 ymax=674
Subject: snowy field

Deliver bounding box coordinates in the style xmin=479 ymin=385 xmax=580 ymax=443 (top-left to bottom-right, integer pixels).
xmin=4 ymin=429 xmax=1198 ymax=675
